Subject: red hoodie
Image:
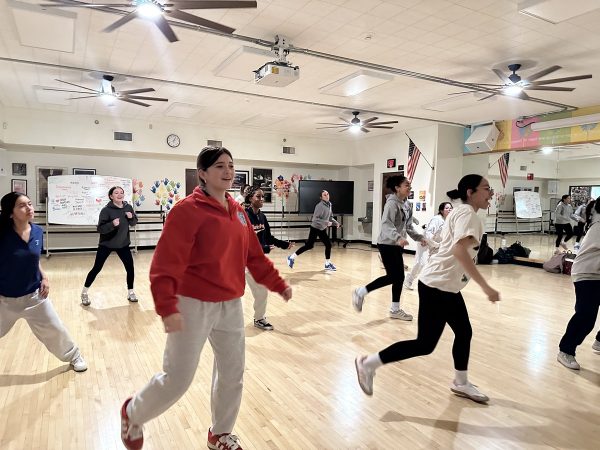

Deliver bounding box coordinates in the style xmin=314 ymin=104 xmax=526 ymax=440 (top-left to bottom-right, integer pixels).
xmin=150 ymin=187 xmax=288 ymax=317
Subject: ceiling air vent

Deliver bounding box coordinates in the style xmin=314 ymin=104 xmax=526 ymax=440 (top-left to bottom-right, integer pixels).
xmin=283 ymin=146 xmax=295 ymax=155
xmin=114 ymin=131 xmax=133 ymax=141
xmin=520 ymin=165 xmax=527 ymax=171
xmin=207 ymin=140 xmax=222 ymax=147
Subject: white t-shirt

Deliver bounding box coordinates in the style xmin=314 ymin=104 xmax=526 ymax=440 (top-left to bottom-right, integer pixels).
xmin=419 ymin=203 xmax=483 ymax=293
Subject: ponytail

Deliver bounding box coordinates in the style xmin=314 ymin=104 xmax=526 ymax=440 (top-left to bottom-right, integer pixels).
xmin=447 ymin=174 xmax=483 ymax=201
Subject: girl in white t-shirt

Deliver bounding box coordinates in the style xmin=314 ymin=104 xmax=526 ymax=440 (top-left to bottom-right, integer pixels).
xmin=354 ymin=174 xmax=500 ymax=403
xmin=404 ymin=202 xmax=453 ymax=290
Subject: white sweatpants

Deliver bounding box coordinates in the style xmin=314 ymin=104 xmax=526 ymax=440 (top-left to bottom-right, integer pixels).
xmin=0 ymin=290 xmax=80 ymax=363
xmin=129 ymin=296 xmax=245 ymax=435
xmin=405 ymin=244 xmax=430 ymax=287
xmin=245 ymin=271 xmax=268 ymax=321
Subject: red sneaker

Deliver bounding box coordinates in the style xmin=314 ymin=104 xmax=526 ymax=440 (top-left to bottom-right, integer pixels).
xmin=120 ymin=397 xmax=144 ymax=450
xmin=207 ymin=429 xmax=243 ymax=450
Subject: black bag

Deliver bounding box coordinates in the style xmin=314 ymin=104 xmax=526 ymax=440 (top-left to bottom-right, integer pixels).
xmin=477 ymin=233 xmax=494 ymax=264
xmin=493 ymin=247 xmax=515 ymax=264
xmin=509 ymin=241 xmax=531 ymax=258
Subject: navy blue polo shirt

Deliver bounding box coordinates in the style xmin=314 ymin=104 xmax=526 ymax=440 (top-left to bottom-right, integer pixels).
xmin=0 ymin=223 xmax=43 ymax=297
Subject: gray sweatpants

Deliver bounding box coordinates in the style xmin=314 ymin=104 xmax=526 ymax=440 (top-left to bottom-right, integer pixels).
xmin=0 ymin=290 xmax=80 ymax=363
xmin=245 ymin=271 xmax=268 ymax=321
xmin=129 ymin=296 xmax=245 ymax=435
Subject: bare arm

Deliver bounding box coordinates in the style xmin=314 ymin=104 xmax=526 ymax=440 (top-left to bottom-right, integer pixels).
xmin=453 ymin=236 xmax=499 ymax=303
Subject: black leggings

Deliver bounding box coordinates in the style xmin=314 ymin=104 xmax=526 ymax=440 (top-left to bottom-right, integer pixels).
xmin=559 ymin=280 xmax=600 ymax=356
xmin=573 ymin=223 xmax=585 ymax=243
xmin=379 ymin=282 xmax=472 ymax=371
xmin=555 ymin=223 xmax=574 ymax=247
xmin=84 ymin=245 xmax=135 ymax=289
xmin=295 ymin=226 xmax=332 ymax=259
xmin=365 ymin=244 xmax=405 ymax=303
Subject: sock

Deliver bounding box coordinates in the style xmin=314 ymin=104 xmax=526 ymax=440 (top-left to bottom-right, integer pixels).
xmin=390 ymin=301 xmax=400 ymax=312
xmin=364 ymin=353 xmax=383 ymax=371
xmin=326 ymin=259 xmax=331 ymax=264
xmin=455 ymin=370 xmax=468 ymax=385
xmin=82 ymin=287 xmax=89 ymax=294
xmin=357 ymin=286 xmax=368 ymax=297
xmin=289 ymin=253 xmax=297 ymax=260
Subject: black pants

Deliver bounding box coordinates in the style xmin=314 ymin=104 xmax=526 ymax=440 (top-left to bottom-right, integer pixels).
xmin=365 ymin=244 xmax=405 ymax=303
xmin=295 ymin=226 xmax=332 ymax=259
xmin=84 ymin=245 xmax=135 ymax=289
xmin=555 ymin=223 xmax=574 ymax=247
xmin=379 ymin=282 xmax=472 ymax=371
xmin=559 ymin=280 xmax=600 ymax=356
xmin=573 ymin=223 xmax=585 ymax=243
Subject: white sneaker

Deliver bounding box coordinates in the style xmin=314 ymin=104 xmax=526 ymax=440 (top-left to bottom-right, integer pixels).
xmin=450 ymin=381 xmax=489 ymax=403
xmin=403 ymin=281 xmax=414 ymax=291
xmin=352 ymin=288 xmax=365 ymax=312
xmin=81 ymin=292 xmax=90 ymax=306
xmin=127 ymin=292 xmax=138 ymax=302
xmin=355 ymin=356 xmax=375 ymax=396
xmin=560 ymin=242 xmax=568 ymax=250
xmin=71 ymin=355 xmax=88 ymax=372
xmin=389 ymin=309 xmax=413 ymax=321
xmin=574 ymin=243 xmax=581 ymax=251
xmin=557 ymin=351 xmax=580 ymax=370
xmin=593 ymin=340 xmax=600 ymax=352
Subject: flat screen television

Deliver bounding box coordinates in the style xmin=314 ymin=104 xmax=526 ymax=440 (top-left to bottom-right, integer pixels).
xmin=298 ymin=180 xmax=354 ymax=215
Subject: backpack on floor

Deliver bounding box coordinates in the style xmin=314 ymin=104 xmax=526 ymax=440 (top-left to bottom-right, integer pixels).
xmin=477 ymin=233 xmax=494 ymax=264
xmin=493 ymin=247 xmax=515 ymax=264
xmin=509 ymin=241 xmax=531 ymax=258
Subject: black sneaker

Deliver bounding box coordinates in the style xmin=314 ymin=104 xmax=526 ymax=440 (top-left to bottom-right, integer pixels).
xmin=254 ymin=318 xmax=274 ymax=331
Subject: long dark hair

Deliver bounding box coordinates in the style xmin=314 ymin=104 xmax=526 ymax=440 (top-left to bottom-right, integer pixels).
xmin=585 ymin=196 xmax=600 ymax=231
xmin=446 ymin=174 xmax=483 ymax=201
xmin=0 ymin=192 xmax=26 ymax=235
xmin=108 ymin=186 xmax=124 ymax=200
xmin=438 ymin=202 xmax=452 ymax=215
xmin=556 ymin=194 xmax=570 ymax=207
xmin=386 ymin=175 xmax=407 ymax=191
xmin=196 ymin=146 xmax=233 ymax=186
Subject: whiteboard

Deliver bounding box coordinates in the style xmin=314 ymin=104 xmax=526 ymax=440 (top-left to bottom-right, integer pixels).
xmin=514 ymin=190 xmax=542 ymax=219
xmin=48 ymin=175 xmax=133 ymax=225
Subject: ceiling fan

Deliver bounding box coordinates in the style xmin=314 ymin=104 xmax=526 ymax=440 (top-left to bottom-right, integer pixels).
xmin=39 ymin=0 xmax=257 ymax=42
xmin=451 ymin=64 xmax=592 ymax=101
xmin=317 ymin=111 xmax=398 ymax=133
xmin=43 ymin=75 xmax=168 ymax=107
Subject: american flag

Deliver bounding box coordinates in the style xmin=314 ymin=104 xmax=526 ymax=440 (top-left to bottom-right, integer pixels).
xmin=406 ymin=138 xmax=421 ymax=182
xmin=498 ymin=152 xmax=510 ymax=188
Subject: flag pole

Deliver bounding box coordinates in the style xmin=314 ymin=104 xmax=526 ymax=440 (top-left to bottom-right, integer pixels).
xmin=405 ymin=133 xmax=434 ymax=170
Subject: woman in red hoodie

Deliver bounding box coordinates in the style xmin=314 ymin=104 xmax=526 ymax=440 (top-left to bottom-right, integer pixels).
xmin=120 ymin=147 xmax=292 ymax=450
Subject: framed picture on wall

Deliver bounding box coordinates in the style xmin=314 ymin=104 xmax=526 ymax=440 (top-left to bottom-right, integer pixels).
xmin=73 ymin=168 xmax=96 ymax=175
xmin=36 ymin=166 xmax=67 ymax=205
xmin=232 ymin=170 xmax=249 ymax=190
xmin=11 ymin=179 xmax=27 ymax=195
xmin=252 ymin=168 xmax=273 ymax=203
xmin=367 ymin=180 xmax=374 ymax=191
xmin=12 ymin=163 xmax=27 ymax=176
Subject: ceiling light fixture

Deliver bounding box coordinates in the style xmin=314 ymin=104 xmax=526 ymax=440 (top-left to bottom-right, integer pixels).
xmin=504 ymin=85 xmax=524 ymax=96
xmin=541 ymin=146 xmax=553 ymax=154
xmin=137 ymin=3 xmax=162 ymax=18
xmin=530 ymin=113 xmax=600 ymax=131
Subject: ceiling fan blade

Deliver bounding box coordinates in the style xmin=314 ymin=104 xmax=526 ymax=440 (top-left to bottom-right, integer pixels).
xmin=526 ymin=65 xmax=561 ymax=82
xmin=366 ymin=126 xmax=394 ymax=129
xmin=316 ymin=122 xmax=347 ymax=126
xmin=55 ymin=79 xmax=97 ymax=92
xmin=316 ymin=125 xmax=349 ymax=129
xmin=516 ymin=91 xmax=531 ymax=100
xmin=119 ymin=88 xmax=155 ymax=95
xmin=169 ymin=1 xmax=257 ymax=9
xmin=368 ymin=121 xmax=398 ymax=126
xmin=361 ymin=117 xmax=379 ymax=124
xmin=492 ymin=68 xmax=511 ymax=84
xmin=43 ymin=88 xmax=97 ymax=94
xmin=525 ymin=86 xmax=575 ymax=91
xmin=530 ymin=74 xmax=592 ymax=85
xmin=448 ymin=90 xmax=477 ymax=95
xmin=153 ymin=15 xmax=179 ymax=42
xmin=360 ymin=127 xmax=371 ymax=133
xmin=118 ymin=97 xmax=150 ymax=107
xmin=103 ymin=11 xmax=139 ymax=33
xmin=478 ymin=92 xmax=497 ymax=101
xmin=69 ymin=95 xmax=100 ymax=99
xmin=40 ymin=3 xmax=133 ymax=7
xmin=338 ymin=128 xmax=349 ymax=132
xmin=124 ymin=95 xmax=169 ymax=101
xmin=166 ymin=9 xmax=234 ymax=34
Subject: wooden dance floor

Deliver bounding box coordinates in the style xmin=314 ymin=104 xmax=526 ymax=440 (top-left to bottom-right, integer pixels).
xmin=1 ymin=245 xmax=598 ymax=449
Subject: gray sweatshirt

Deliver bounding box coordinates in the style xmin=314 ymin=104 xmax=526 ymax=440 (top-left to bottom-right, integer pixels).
xmin=572 ymin=211 xmax=600 ymax=282
xmin=311 ymin=200 xmax=339 ymax=230
xmin=97 ymin=201 xmax=138 ymax=248
xmin=377 ymin=194 xmax=423 ymax=245
xmin=554 ymin=201 xmax=576 ymax=225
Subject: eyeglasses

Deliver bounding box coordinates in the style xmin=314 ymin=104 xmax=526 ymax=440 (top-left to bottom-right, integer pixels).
xmin=481 ymin=187 xmax=494 ymax=194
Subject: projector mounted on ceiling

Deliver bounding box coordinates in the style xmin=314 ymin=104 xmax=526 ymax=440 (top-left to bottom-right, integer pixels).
xmin=254 ymin=35 xmax=299 ymax=87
